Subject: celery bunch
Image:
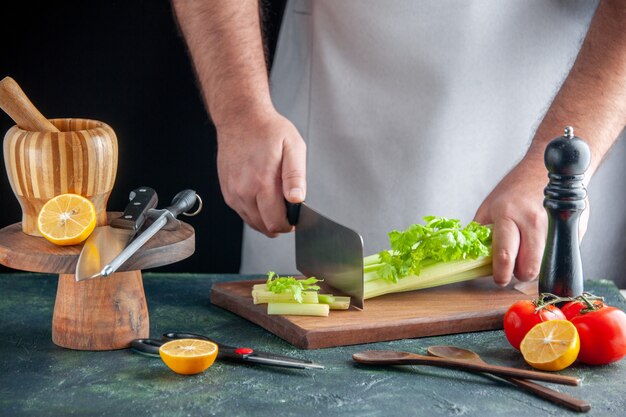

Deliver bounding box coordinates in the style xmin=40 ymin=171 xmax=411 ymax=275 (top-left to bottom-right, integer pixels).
xmin=363 ymin=216 xmax=493 ymax=299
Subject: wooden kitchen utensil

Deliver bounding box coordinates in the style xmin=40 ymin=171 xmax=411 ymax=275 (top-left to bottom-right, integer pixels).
xmin=0 ymin=76 xmax=59 ymax=132
xmin=1 ymin=83 xmax=118 ymax=237
xmin=352 ymin=350 xmax=581 ymax=386
xmin=2 ymin=76 xmax=117 ymax=235
xmin=427 ymin=346 xmax=590 ymax=412
xmin=3 ymin=118 xmax=118 ymax=235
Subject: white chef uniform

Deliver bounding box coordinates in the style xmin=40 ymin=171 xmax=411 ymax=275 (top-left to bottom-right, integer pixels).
xmin=240 ymin=0 xmax=626 ymax=287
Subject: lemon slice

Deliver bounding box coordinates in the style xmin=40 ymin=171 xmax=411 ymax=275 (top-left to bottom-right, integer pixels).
xmin=520 ymin=320 xmax=580 ymax=371
xmin=159 ymin=339 xmax=219 ymax=375
xmin=37 ymin=194 xmax=97 ymax=246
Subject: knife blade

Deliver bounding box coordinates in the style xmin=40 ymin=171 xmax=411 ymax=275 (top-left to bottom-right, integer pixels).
xmin=287 ymin=202 xmax=364 ymax=309
xmin=75 ymin=187 xmax=158 ymax=281
xmin=95 ymin=189 xmax=199 ymax=278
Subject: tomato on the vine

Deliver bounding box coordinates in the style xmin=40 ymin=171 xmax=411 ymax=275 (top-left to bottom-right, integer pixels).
xmin=561 ymin=299 xmax=626 ymax=365
xmin=561 ymin=299 xmax=603 ymax=320
xmin=503 ymin=299 xmax=566 ymax=350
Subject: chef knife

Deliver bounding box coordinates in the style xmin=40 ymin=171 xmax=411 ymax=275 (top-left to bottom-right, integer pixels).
xmin=93 ymin=189 xmax=200 ymax=279
xmin=287 ymin=202 xmax=364 ymax=309
xmin=75 ymin=187 xmax=158 ymax=281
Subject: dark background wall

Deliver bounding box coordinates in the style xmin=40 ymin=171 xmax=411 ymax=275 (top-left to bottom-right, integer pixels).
xmin=0 ymin=1 xmax=285 ymax=273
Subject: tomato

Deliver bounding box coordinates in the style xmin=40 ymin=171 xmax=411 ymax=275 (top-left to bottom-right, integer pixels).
xmin=561 ymin=299 xmax=603 ymax=320
xmin=503 ymin=300 xmax=566 ymax=350
xmin=561 ymin=300 xmax=626 ymax=365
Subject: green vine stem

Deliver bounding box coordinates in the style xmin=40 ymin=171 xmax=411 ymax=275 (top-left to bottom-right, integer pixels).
xmin=533 ymin=293 xmax=574 ymax=312
xmin=577 ymin=292 xmax=605 ymax=314
xmin=532 ymin=291 xmax=605 ymax=314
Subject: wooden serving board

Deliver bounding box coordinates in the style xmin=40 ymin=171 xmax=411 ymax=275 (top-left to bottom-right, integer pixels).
xmin=210 ymin=277 xmax=538 ymax=349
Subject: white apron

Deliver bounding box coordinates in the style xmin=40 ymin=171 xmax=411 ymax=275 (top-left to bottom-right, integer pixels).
xmin=240 ymin=0 xmax=626 ymax=287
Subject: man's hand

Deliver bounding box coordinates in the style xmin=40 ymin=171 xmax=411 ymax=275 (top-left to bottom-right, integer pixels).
xmin=475 ymin=157 xmax=590 ymax=287
xmin=216 ymin=110 xmax=306 ymax=237
xmin=474 ymin=160 xmax=548 ymax=287
xmin=172 ymin=0 xmax=306 ymax=236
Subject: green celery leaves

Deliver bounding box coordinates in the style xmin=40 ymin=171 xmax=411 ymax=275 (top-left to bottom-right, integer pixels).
xmin=377 ymin=216 xmax=492 ymax=283
xmin=266 ymin=271 xmax=321 ymax=303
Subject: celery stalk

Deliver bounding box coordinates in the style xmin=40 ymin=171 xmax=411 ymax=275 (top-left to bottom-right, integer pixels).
xmin=252 ymin=290 xmax=319 ymax=304
xmin=318 ymin=294 xmax=350 ymax=310
xmin=364 ymin=257 xmax=492 ymax=299
xmin=267 ymin=302 xmax=329 ymax=317
xmin=362 ymin=216 xmax=493 ymax=299
xmin=327 ymin=296 xmax=350 ymax=310
xmin=317 ymin=294 xmax=335 ymax=304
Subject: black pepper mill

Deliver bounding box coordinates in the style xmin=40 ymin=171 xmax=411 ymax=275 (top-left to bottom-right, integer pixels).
xmin=539 ymin=126 xmax=591 ymax=298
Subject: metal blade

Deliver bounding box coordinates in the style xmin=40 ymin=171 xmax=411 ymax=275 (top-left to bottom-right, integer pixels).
xmin=295 ymin=204 xmax=364 ymax=309
xmin=75 ymin=226 xmax=133 ymax=280
xmin=99 ymin=213 xmax=168 ymax=277
xmin=97 ymin=189 xmax=199 ymax=278
xmin=75 ymin=187 xmax=158 ymax=281
xmin=245 ymin=355 xmax=325 ymax=369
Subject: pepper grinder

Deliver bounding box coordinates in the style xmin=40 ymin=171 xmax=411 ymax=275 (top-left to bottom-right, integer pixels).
xmin=539 ymin=126 xmax=591 ymax=298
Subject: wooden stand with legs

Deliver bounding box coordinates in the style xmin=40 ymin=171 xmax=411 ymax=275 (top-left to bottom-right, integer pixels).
xmin=0 ymin=213 xmax=195 ymax=350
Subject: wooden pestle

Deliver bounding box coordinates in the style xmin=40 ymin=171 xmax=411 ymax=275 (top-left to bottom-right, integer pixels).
xmin=0 ymin=76 xmax=59 ymax=132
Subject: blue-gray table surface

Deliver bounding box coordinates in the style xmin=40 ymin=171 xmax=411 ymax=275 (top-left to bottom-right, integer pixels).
xmin=1 ymin=273 xmax=625 ymax=417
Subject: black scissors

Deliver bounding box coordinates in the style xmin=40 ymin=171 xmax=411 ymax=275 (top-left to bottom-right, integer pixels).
xmin=131 ymin=332 xmax=324 ymax=370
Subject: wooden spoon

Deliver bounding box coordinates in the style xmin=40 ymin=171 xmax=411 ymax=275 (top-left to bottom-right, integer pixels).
xmin=0 ymin=76 xmax=59 ymax=132
xmin=352 ymin=350 xmax=580 ymax=386
xmin=428 ymin=346 xmax=590 ymax=413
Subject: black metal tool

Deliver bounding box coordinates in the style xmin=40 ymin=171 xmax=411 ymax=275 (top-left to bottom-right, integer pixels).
xmin=131 ymin=332 xmax=324 ymax=370
xmin=75 ymin=187 xmax=158 ymax=281
xmin=94 ymin=189 xmax=202 ymax=278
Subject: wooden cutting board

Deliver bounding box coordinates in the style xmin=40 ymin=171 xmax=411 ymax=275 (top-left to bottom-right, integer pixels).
xmin=210 ymin=277 xmax=538 ymax=349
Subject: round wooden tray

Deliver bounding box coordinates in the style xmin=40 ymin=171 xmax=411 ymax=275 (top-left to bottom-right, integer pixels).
xmin=0 ymin=213 xmax=194 ymax=273
xmin=0 ymin=213 xmax=195 ymax=351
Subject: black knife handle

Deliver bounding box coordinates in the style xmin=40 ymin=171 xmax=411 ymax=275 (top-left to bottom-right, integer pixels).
xmin=110 ymin=187 xmax=158 ymax=231
xmin=131 ymin=338 xmax=164 ymax=357
xmin=165 ymin=189 xmax=198 ymax=218
xmin=286 ymin=201 xmax=301 ymax=226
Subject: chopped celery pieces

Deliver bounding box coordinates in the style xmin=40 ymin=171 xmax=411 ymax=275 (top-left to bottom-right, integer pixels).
xmin=265 ymin=271 xmax=320 ymax=303
xmin=253 ymin=272 xmax=351 ymax=316
xmin=252 ymin=290 xmax=319 ymax=305
xmin=267 ymin=302 xmax=329 ymax=317
xmin=317 ymin=294 xmax=335 ymax=304
xmin=317 ymin=294 xmax=350 ymax=309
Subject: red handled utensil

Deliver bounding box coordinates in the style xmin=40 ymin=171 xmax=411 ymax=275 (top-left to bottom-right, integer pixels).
xmin=131 ymin=332 xmax=324 ymax=370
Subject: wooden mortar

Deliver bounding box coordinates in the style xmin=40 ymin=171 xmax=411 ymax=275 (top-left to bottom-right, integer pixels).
xmin=3 ymin=118 xmax=118 ymax=235
xmin=0 ymin=77 xmax=117 ymax=236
